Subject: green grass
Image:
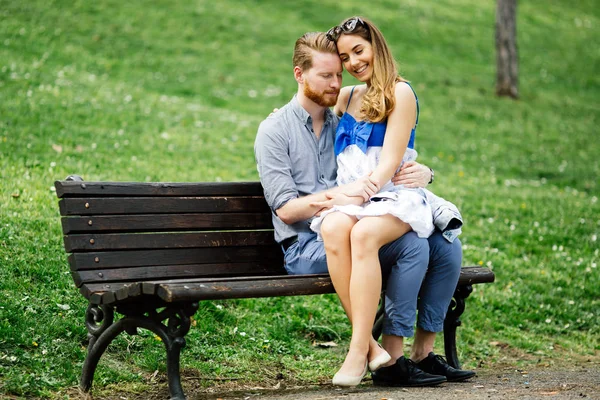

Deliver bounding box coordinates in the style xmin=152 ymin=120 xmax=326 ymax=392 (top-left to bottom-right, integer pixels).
xmin=1 ymin=0 xmax=598 ymax=397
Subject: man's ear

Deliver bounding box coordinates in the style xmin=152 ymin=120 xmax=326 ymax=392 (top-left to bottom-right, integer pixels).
xmin=293 ymin=66 xmax=304 ymax=84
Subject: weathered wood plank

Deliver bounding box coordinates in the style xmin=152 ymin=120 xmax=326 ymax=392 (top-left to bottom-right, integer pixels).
xmin=457 ymin=266 xmax=495 ymax=285
xmin=60 ymin=213 xmax=273 ymax=233
xmin=81 ymin=282 xmax=159 ymax=304
xmin=80 ymin=275 xmax=330 ymax=303
xmin=69 ymin=246 xmax=283 ymax=270
xmin=72 ymin=262 xmax=287 ymax=286
xmin=157 ymin=276 xmax=335 ymax=302
xmin=58 ymin=196 xmax=270 ymax=216
xmin=154 ymin=267 xmax=495 ymax=302
xmin=63 ymin=231 xmax=277 ymax=252
xmin=55 ymin=181 xmax=265 ymax=198
xmin=78 ymin=263 xmax=493 ymax=306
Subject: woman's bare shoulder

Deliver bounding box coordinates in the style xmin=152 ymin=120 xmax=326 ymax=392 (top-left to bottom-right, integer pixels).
xmin=394 ymin=81 xmax=414 ymax=97
xmin=335 ymin=84 xmax=367 ymax=115
xmin=335 ymin=86 xmax=352 ymax=115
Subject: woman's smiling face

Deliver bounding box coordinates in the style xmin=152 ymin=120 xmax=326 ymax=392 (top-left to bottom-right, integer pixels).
xmin=336 ymin=33 xmax=374 ymax=83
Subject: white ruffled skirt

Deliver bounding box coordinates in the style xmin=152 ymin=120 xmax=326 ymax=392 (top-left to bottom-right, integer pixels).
xmin=310 ymin=188 xmax=435 ymax=239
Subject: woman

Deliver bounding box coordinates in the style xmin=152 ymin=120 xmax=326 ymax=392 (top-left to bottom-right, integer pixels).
xmin=312 ymin=17 xmax=438 ymax=386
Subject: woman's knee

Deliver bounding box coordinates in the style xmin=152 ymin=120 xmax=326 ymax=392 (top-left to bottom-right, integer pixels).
xmin=350 ymin=220 xmax=383 ymax=257
xmin=320 ymin=213 xmax=354 ymax=249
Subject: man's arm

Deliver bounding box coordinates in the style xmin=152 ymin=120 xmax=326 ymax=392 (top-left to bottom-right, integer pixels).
xmin=255 ymin=119 xmax=377 ymax=227
xmin=392 ymin=161 xmax=433 ymax=188
xmin=277 ymin=176 xmax=377 ymax=224
xmin=276 ymin=190 xmax=344 ymax=224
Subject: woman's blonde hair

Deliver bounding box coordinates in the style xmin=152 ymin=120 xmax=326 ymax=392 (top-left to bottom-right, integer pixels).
xmin=333 ymin=17 xmax=406 ymax=122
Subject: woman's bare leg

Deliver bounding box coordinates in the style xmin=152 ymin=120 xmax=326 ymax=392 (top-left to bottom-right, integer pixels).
xmin=320 ymin=212 xmax=390 ymax=368
xmin=320 ymin=212 xmax=356 ymax=318
xmin=336 ymin=215 xmax=412 ymax=377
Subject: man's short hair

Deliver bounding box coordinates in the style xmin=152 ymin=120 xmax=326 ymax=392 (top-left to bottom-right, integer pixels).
xmin=293 ymin=32 xmax=337 ymax=71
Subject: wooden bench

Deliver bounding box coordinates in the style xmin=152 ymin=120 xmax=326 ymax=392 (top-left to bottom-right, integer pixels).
xmin=55 ymin=176 xmax=495 ymax=399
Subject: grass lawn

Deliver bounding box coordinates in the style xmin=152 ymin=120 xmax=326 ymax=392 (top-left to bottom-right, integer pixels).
xmin=0 ymin=0 xmax=598 ymax=397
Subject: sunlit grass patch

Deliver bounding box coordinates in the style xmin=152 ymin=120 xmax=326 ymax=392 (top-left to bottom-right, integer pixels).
xmin=1 ymin=0 xmax=598 ymax=397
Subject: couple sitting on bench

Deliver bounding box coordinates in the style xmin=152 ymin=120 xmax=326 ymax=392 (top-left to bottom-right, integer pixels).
xmin=254 ymin=16 xmax=475 ymax=387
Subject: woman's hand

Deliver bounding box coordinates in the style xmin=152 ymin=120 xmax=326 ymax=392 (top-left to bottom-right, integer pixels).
xmin=392 ymin=161 xmax=432 ymax=188
xmin=339 ymin=175 xmax=379 ymax=201
xmin=311 ymin=192 xmax=363 ymax=215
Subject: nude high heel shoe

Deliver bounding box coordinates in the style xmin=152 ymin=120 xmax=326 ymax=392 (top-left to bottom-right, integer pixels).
xmin=332 ymin=361 xmax=368 ymax=387
xmin=368 ymin=346 xmax=392 ymax=372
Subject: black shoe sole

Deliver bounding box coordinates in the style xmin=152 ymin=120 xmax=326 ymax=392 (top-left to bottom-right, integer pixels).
xmin=446 ymin=373 xmax=476 ymax=383
xmin=373 ymin=378 xmax=447 ymax=387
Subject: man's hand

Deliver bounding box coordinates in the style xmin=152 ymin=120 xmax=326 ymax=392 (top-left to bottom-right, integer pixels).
xmin=339 ymin=175 xmax=379 ymax=201
xmin=310 ymin=192 xmax=363 ymax=215
xmin=392 ymin=161 xmax=432 ymax=188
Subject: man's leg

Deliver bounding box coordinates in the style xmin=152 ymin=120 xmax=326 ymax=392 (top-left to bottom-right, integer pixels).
xmin=282 ymin=232 xmax=328 ymax=275
xmin=412 ymin=233 xmax=475 ymax=381
xmin=371 ymin=232 xmax=447 ymax=387
xmin=412 ymin=233 xmax=462 ymax=360
xmin=378 ymin=232 xmax=429 ymax=360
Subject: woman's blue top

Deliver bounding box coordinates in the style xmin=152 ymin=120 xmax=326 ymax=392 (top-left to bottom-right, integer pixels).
xmin=334 ymin=82 xmax=419 ymax=156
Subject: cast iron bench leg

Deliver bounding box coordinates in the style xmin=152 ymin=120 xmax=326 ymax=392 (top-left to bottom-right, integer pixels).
xmin=443 ymin=285 xmax=473 ymax=369
xmin=81 ymin=303 xmax=199 ymax=400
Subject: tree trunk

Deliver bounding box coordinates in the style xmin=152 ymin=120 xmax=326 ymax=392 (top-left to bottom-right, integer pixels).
xmin=495 ymin=0 xmax=518 ymax=99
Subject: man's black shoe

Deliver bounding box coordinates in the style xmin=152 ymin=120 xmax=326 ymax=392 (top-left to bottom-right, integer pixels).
xmin=416 ymin=352 xmax=476 ymax=382
xmin=371 ymin=356 xmax=447 ymax=387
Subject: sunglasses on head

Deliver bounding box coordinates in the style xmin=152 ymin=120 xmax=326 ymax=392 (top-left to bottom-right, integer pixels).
xmin=326 ymin=17 xmax=367 ymax=42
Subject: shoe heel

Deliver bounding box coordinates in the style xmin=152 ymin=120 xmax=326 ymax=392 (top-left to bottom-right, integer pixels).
xmin=368 ymin=350 xmax=391 ymax=372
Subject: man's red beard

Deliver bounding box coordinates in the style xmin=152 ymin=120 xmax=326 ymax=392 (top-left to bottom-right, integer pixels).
xmin=304 ymin=81 xmax=339 ymax=107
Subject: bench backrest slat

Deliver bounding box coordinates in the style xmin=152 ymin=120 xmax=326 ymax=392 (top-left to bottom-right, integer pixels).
xmin=73 ymin=262 xmax=283 ymax=287
xmin=64 ymin=231 xmax=275 ymax=252
xmin=61 ymin=213 xmax=273 ymax=234
xmin=69 ymin=246 xmax=282 ymax=270
xmin=55 ymin=181 xmax=265 ymax=197
xmin=55 ymin=181 xmax=286 ymax=294
xmin=59 ymin=197 xmax=270 ymax=215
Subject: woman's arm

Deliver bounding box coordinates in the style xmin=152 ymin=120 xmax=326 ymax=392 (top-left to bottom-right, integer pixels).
xmin=369 ymin=82 xmax=417 ymax=188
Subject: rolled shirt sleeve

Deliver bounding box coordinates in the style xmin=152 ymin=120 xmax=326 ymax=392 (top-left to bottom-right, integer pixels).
xmin=255 ymin=117 xmax=298 ymax=212
xmin=254 ymin=96 xmax=338 ymax=243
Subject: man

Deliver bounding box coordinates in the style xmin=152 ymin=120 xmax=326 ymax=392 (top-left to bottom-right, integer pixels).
xmin=254 ymin=32 xmax=474 ymax=386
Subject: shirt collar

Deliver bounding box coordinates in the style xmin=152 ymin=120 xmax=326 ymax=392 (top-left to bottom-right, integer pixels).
xmin=290 ymin=94 xmax=336 ymax=125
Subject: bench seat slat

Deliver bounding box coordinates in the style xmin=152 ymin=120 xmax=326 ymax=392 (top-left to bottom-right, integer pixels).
xmin=55 ymin=181 xmax=265 ymax=198
xmin=80 ymin=274 xmax=332 ymax=305
xmin=79 ymin=267 xmax=494 ymax=305
xmin=157 ymin=276 xmax=335 ymax=302
xmin=157 ymin=267 xmax=496 ymax=302
xmin=59 ymin=197 xmax=270 ymax=216
xmin=61 ymin=213 xmax=273 ymax=233
xmin=457 ymin=266 xmax=495 ymax=284
xmin=64 ymin=231 xmax=277 ymax=252
xmin=69 ymin=246 xmax=283 ymax=270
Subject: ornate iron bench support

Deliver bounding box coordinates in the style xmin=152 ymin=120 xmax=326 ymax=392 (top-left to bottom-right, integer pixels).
xmin=81 ymin=302 xmax=199 ymax=400
xmin=443 ymin=285 xmax=473 ymax=369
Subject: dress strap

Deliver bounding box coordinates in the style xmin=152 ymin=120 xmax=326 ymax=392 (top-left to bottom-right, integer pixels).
xmin=404 ymin=82 xmax=420 ymax=126
xmin=345 ymin=86 xmax=357 ymax=111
